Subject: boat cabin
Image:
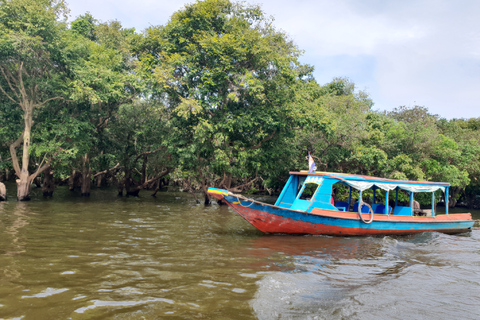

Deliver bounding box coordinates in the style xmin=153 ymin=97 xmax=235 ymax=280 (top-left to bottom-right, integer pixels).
xmin=274 ymin=172 xmax=451 ymax=217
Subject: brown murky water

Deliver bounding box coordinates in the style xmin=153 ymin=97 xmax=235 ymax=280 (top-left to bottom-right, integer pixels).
xmin=0 ymin=185 xmax=479 ymax=319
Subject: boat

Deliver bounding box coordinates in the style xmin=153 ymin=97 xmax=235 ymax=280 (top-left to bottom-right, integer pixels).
xmin=208 ymin=171 xmax=474 ymax=236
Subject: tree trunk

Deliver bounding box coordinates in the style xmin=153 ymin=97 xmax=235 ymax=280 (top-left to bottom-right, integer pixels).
xmin=69 ymin=170 xmax=81 ymax=191
xmin=117 ymin=180 xmax=124 ymax=196
xmin=3 ymin=59 xmax=61 ymax=200
xmin=42 ymin=167 xmax=54 ymax=197
xmin=201 ymin=182 xmax=211 ymax=205
xmin=10 ymin=104 xmax=47 ymax=201
xmin=197 ymin=168 xmax=211 ymax=205
xmin=123 ymin=168 xmax=136 ymax=196
xmin=95 ymin=151 xmax=105 ymax=188
xmin=125 ymin=176 xmax=141 ymax=197
xmin=151 ymin=179 xmax=161 ymax=197
xmin=0 ymin=182 xmax=6 ymax=201
xmin=204 ymin=192 xmax=210 ymax=205
xmin=117 ymin=168 xmax=128 ymax=197
xmin=16 ymin=177 xmax=31 ymax=201
xmin=96 ymin=174 xmax=104 ymax=188
xmin=81 ymin=154 xmax=91 ymax=196
xmin=141 ymin=154 xmax=147 ymax=185
xmin=17 ymin=105 xmax=33 ymax=201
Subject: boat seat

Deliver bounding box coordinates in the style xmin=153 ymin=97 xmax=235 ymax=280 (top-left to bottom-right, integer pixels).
xmin=374 ymin=204 xmax=392 ymax=214
xmin=392 ymin=206 xmax=413 ymax=216
xmin=335 ymin=201 xmax=349 ymax=211
xmin=352 ymin=202 xmax=370 ymax=213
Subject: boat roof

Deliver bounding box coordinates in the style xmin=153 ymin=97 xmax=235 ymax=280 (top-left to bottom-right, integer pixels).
xmin=289 ymin=171 xmax=450 ymax=187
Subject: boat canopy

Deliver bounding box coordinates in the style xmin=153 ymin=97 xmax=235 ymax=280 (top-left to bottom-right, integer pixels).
xmin=327 ymin=175 xmax=446 ymax=193
xmin=283 ymin=171 xmax=451 ymax=216
xmin=292 ymin=171 xmax=449 ymax=193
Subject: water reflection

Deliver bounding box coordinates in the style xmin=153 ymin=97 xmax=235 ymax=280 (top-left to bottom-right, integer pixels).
xmin=4 ymin=202 xmax=31 ymax=256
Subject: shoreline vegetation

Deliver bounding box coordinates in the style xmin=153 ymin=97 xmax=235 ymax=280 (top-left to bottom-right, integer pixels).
xmin=1 ymin=0 xmax=479 ymax=208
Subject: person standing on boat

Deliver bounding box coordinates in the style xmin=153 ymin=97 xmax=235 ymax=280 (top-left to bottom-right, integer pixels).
xmin=308 ymin=152 xmax=316 ymax=173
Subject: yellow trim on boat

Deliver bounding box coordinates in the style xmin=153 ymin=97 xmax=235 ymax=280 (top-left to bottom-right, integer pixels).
xmin=209 ymin=189 xmax=229 ymax=197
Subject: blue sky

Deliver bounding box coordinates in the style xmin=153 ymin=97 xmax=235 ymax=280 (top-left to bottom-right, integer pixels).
xmin=66 ymin=0 xmax=480 ymax=119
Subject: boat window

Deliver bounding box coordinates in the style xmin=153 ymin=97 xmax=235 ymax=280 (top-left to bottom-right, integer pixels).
xmin=296 ymin=176 xmax=306 ymax=195
xmin=298 ymin=183 xmax=319 ymax=200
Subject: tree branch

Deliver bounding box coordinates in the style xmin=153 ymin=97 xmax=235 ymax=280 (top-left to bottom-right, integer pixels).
xmin=133 ymin=147 xmax=165 ymax=163
xmin=0 ymin=81 xmax=17 ymax=104
xmin=129 ymin=167 xmax=172 ymax=194
xmin=93 ymin=163 xmax=121 ymax=178
xmin=29 ymin=161 xmax=51 ymax=183
xmin=37 ymin=96 xmax=64 ymax=108
xmin=183 ymin=177 xmax=200 ymax=203
xmin=227 ymin=177 xmax=259 ymax=193
xmin=140 ymin=168 xmax=171 ymax=188
xmin=17 ymin=61 xmax=27 ymax=104
xmin=0 ymin=66 xmax=20 ymax=103
xmin=9 ymin=131 xmax=24 ymax=178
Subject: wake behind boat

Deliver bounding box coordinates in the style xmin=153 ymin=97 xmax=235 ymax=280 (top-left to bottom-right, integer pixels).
xmin=208 ymin=171 xmax=474 ymax=236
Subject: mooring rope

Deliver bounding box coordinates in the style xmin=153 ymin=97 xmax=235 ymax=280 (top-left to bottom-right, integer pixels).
xmin=230 ymin=193 xmax=256 ymax=208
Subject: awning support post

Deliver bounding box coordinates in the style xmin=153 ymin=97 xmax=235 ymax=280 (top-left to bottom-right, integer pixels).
xmin=445 ymin=187 xmax=449 ymax=215
xmin=348 ymin=187 xmax=352 ymax=208
xmin=395 ymin=189 xmax=398 ymax=207
xmin=385 ymin=191 xmax=389 ymax=214
xmin=410 ymin=192 xmax=414 ymax=215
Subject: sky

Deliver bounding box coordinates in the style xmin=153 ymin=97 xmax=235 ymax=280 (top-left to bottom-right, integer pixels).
xmin=66 ymin=0 xmax=480 ymax=119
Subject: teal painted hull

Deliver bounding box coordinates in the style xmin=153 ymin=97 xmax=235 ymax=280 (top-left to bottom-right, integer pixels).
xmin=209 ymin=188 xmax=474 ymax=236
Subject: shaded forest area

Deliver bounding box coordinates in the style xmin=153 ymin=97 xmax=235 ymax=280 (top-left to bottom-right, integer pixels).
xmin=1 ymin=0 xmax=479 ymax=208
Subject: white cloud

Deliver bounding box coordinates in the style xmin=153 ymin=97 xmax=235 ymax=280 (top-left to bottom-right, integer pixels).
xmin=67 ymin=0 xmax=184 ymax=28
xmin=261 ymin=0 xmax=480 ymax=118
xmin=65 ymin=0 xmax=480 ymax=119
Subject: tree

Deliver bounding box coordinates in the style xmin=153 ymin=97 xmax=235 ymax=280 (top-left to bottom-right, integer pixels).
xmin=294 ymin=77 xmax=373 ymax=174
xmin=137 ymin=0 xmax=313 ymax=203
xmin=105 ymin=101 xmax=172 ymax=196
xmin=64 ymin=15 xmax=140 ymax=195
xmin=0 ymin=0 xmax=70 ymax=200
xmin=437 ymin=117 xmax=480 ymax=207
xmin=357 ymin=107 xmax=473 ymax=208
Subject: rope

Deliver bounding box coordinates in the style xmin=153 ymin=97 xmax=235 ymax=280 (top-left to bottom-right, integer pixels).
xmin=358 ymin=201 xmax=374 ymax=224
xmin=237 ymin=196 xmax=255 ymax=207
xmin=231 ymin=193 xmax=255 ymax=208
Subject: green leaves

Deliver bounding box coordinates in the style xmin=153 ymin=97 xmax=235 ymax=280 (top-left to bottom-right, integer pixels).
xmin=70 ymin=13 xmax=96 ymax=41
xmin=135 ymin=0 xmax=312 ymax=192
xmin=175 ymin=97 xmax=203 ymax=119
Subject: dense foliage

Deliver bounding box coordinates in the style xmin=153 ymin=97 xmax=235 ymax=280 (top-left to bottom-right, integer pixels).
xmin=0 ymin=0 xmax=479 ymax=207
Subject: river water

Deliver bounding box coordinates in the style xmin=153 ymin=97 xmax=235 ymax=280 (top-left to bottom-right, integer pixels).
xmin=0 ymin=185 xmax=479 ymax=320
